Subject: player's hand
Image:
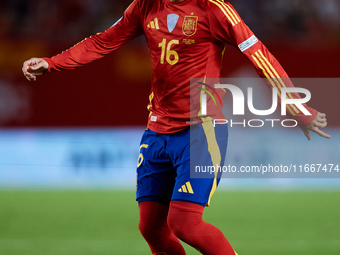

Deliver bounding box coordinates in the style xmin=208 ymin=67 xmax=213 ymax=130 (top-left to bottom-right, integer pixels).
xmin=301 ymin=112 xmax=331 ymax=141
xmin=22 ymin=58 xmax=49 ymax=81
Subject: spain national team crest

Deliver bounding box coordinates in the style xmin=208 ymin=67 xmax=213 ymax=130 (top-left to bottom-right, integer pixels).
xmin=182 ymin=16 xmax=198 ymax=37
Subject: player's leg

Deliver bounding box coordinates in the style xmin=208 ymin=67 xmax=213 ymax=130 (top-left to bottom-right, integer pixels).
xmin=167 ymin=120 xmax=237 ymax=254
xmin=167 ymin=201 xmax=235 ymax=255
xmin=138 ymin=200 xmax=185 ymax=255
xmin=136 ymin=129 xmax=185 ymax=255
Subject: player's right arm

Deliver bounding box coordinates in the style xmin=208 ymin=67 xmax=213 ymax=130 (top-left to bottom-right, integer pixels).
xmin=207 ymin=1 xmax=330 ymax=140
xmin=22 ymin=0 xmax=143 ymax=81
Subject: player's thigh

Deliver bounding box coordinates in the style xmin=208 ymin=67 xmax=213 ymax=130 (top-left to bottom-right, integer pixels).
xmin=171 ymin=122 xmax=228 ymax=206
xmin=136 ymin=129 xmax=177 ymax=203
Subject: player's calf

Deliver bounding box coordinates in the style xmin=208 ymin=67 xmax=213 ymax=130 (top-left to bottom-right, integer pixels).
xmin=167 ymin=201 xmax=236 ymax=255
xmin=138 ymin=201 xmax=185 ymax=255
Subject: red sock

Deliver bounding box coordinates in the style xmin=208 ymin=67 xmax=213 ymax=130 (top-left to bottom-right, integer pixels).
xmin=138 ymin=201 xmax=186 ymax=255
xmin=167 ymin=201 xmax=236 ymax=255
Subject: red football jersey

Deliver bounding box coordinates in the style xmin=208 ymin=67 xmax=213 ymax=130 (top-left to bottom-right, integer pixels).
xmin=44 ymin=0 xmax=317 ymax=133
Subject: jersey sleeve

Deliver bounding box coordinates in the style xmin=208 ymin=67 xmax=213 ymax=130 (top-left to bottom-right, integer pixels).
xmin=44 ymin=0 xmax=144 ymax=72
xmin=208 ymin=1 xmax=317 ymax=127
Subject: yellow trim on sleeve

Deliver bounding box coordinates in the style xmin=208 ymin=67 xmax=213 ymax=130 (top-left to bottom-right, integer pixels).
xmin=217 ymin=0 xmax=241 ymax=23
xmin=252 ymin=53 xmax=296 ymax=116
xmin=251 ymin=55 xmax=278 ymax=91
xmin=254 ymin=52 xmax=282 ymax=89
xmin=208 ymin=0 xmax=235 ymax=26
xmin=218 ymin=1 xmax=238 ymax=25
xmin=257 ymin=50 xmax=300 ymax=114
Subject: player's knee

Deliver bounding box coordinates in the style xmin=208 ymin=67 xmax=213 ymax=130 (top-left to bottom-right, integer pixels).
xmin=138 ymin=201 xmax=172 ymax=242
xmin=139 ymin=214 xmax=168 ymax=242
xmin=167 ymin=201 xmax=204 ymax=239
xmin=139 ymin=219 xmax=157 ymax=241
xmin=167 ymin=217 xmax=189 ymax=240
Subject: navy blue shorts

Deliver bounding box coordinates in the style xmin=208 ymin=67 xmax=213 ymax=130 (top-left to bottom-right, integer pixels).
xmin=136 ymin=119 xmax=228 ymax=206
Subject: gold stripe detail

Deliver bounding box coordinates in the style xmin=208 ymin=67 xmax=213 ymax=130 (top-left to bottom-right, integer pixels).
xmin=198 ymin=77 xmax=207 ymax=117
xmin=208 ymin=0 xmax=235 ymax=26
xmin=221 ymin=46 xmax=226 ymax=59
xmin=215 ymin=0 xmax=241 ymax=23
xmin=147 ymin=92 xmax=154 ymax=116
xmin=186 ymin=182 xmax=194 ymax=194
xmin=255 ymin=52 xmax=281 ymax=88
xmin=253 ymin=51 xmax=296 ymax=116
xmin=252 ymin=54 xmax=296 ymax=116
xmin=219 ymin=1 xmax=238 ymax=25
xmin=201 ymin=117 xmax=221 ymax=206
xmin=252 ymin=54 xmax=295 ymax=116
xmin=251 ymin=55 xmax=279 ymax=93
xmin=257 ymin=50 xmax=300 ymax=114
xmin=182 ymin=184 xmax=188 ymax=193
xmin=150 ymin=21 xmax=155 ymax=29
xmin=225 ymin=3 xmax=241 ymax=23
xmin=154 ymin=18 xmax=159 ymax=29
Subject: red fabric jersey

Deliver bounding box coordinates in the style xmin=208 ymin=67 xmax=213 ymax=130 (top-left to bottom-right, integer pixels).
xmin=44 ymin=0 xmax=317 ymax=133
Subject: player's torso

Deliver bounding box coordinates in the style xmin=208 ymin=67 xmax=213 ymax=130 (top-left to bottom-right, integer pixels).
xmin=140 ymin=0 xmax=223 ymax=78
xmin=138 ymin=0 xmax=225 ymax=133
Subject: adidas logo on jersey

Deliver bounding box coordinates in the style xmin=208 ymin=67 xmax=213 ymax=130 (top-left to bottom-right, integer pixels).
xmin=178 ymin=182 xmax=194 ymax=194
xmin=147 ymin=18 xmax=159 ymax=29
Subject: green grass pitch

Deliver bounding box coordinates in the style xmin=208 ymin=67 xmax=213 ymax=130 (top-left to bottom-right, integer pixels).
xmin=0 ymin=190 xmax=339 ymax=255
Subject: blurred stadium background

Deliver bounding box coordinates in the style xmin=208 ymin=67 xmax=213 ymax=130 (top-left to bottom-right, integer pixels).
xmin=0 ymin=0 xmax=340 ymax=254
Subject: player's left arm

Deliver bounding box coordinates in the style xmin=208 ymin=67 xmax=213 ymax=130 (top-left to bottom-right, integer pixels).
xmin=208 ymin=1 xmax=330 ymax=140
xmin=27 ymin=0 xmax=144 ymax=76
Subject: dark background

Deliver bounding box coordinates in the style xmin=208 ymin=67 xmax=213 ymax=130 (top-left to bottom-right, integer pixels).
xmin=1 ymin=0 xmax=339 ymax=127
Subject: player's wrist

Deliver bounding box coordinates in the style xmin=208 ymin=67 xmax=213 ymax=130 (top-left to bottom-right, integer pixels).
xmin=296 ymin=107 xmax=318 ymax=128
xmin=42 ymin=57 xmax=52 ymax=73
